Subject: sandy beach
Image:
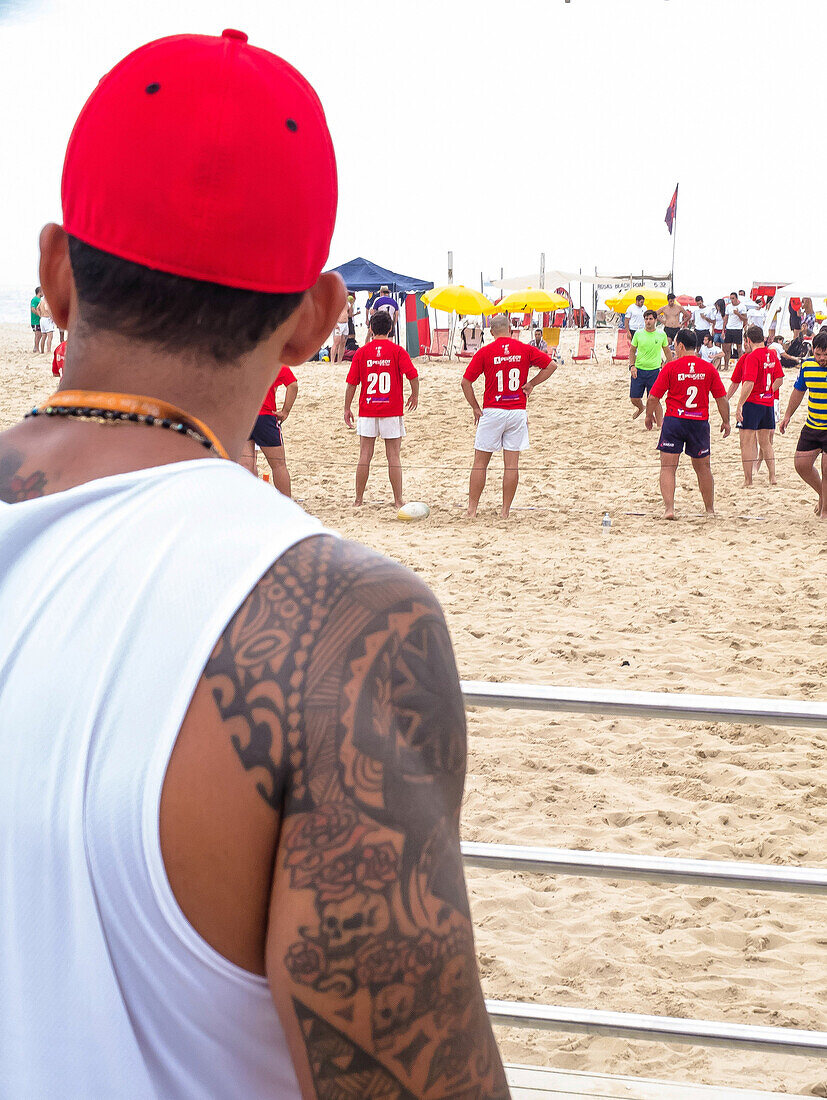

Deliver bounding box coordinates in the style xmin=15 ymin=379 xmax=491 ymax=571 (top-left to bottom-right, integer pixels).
xmin=3 ymin=321 xmax=827 ymax=1095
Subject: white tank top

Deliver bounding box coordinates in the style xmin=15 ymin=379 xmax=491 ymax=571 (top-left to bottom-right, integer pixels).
xmin=0 ymin=459 xmax=324 ymax=1098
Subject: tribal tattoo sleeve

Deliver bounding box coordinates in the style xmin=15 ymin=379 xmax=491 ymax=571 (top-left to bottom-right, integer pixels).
xmin=204 ymin=535 xmax=510 ymax=1099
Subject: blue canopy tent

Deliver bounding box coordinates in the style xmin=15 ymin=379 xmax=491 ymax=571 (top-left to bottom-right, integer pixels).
xmin=327 ymin=258 xmax=434 ymax=354
xmin=327 ymin=256 xmax=433 ymax=295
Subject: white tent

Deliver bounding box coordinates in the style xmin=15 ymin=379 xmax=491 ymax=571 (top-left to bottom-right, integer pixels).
xmin=765 ymin=281 xmax=827 ymax=337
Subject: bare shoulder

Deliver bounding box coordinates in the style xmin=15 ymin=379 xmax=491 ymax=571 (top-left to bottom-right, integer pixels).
xmin=201 ymin=535 xmax=508 ymax=1097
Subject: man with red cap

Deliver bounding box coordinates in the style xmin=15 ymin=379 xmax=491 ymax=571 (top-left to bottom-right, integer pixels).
xmin=0 ymin=30 xmax=507 ymax=1100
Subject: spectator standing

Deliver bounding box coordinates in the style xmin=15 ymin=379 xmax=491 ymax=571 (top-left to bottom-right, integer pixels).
xmin=370 ymin=284 xmax=400 ymax=339
xmin=657 ymin=292 xmax=691 ymax=347
xmin=713 ymin=297 xmax=727 ymax=345
xmin=625 ymin=293 xmax=646 ymax=341
xmin=37 ymin=296 xmax=57 ymax=355
xmin=30 ymin=286 xmax=43 ymax=352
xmin=790 ymin=297 xmax=802 ymax=338
xmin=692 ymin=296 xmax=716 ymax=344
xmin=802 ymin=297 xmax=816 ymax=334
xmin=722 ymin=291 xmax=747 ymax=368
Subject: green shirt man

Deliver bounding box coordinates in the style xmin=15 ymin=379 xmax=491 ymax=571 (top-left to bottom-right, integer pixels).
xmin=30 ymin=294 xmax=41 ymax=328
xmin=631 ymin=327 xmax=669 ymax=373
xmin=629 ymin=308 xmax=672 ymax=422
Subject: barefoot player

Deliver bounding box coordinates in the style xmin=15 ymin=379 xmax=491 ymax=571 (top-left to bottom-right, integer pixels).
xmin=732 ymin=325 xmax=783 ymax=487
xmin=461 ymin=312 xmax=557 ymax=518
xmin=645 ymin=330 xmax=731 ymax=519
xmin=344 ymin=310 xmax=419 ymax=507
xmin=630 ymin=309 xmax=671 ymax=422
xmin=240 ymin=364 xmax=297 ymax=496
xmin=779 ymin=329 xmax=827 ymax=518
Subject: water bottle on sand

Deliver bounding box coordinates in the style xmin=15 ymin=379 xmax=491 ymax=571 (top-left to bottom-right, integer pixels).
xmin=601 ymin=512 xmax=611 ymax=535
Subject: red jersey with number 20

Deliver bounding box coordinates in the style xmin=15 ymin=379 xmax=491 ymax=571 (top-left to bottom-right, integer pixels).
xmin=649 ymin=354 xmax=726 ymax=421
xmin=346 ymin=339 xmax=418 ymax=417
xmin=740 ymin=346 xmax=783 ymax=407
xmin=463 ymin=338 xmax=551 ymax=410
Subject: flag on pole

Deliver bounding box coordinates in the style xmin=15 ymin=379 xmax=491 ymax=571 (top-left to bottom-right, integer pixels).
xmin=665 ymin=184 xmax=678 ymax=235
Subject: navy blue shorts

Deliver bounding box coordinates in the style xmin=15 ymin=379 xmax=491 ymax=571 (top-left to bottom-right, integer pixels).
xmin=630 ymin=368 xmax=660 ymax=399
xmin=657 ymin=416 xmax=711 ymax=458
xmin=738 ymin=403 xmax=775 ymax=431
xmin=249 ymin=414 xmax=283 ymax=448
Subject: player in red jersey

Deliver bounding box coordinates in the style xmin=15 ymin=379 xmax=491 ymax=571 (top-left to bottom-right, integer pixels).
xmin=344 ymin=310 xmax=419 ymax=507
xmin=731 ymin=325 xmax=783 ymax=486
xmin=51 ymin=338 xmax=67 ymax=377
xmin=460 ymin=313 xmax=557 ymax=518
xmin=645 ymin=329 xmax=730 ymax=519
xmin=240 ymin=364 xmax=297 ymax=496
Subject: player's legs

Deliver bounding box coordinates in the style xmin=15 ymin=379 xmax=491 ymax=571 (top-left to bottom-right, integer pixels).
xmin=630 ymin=396 xmax=644 ymax=419
xmin=739 ymin=428 xmax=758 ymax=486
xmin=722 ymin=340 xmax=732 ymax=370
xmin=501 ymin=449 xmax=520 ymax=518
xmin=659 ymin=452 xmax=680 ymax=519
xmin=43 ymin=328 xmax=53 ymax=354
xmin=793 ymin=448 xmax=821 ymax=507
xmin=355 ymin=434 xmax=375 ymax=505
xmin=239 ymin=439 xmax=258 ymax=475
xmin=383 ymin=436 xmax=404 ymax=508
xmin=467 ymin=449 xmax=493 ymax=517
xmin=690 ymin=454 xmax=715 ymax=514
xmin=757 ymin=428 xmax=776 ymax=485
xmin=821 ymin=453 xmax=827 ymax=519
xmin=32 ymin=326 xmax=39 ymax=352
xmin=260 ymin=444 xmax=290 ymax=497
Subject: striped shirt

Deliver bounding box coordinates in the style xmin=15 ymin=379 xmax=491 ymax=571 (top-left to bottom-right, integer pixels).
xmin=794 ymin=359 xmax=827 ymax=429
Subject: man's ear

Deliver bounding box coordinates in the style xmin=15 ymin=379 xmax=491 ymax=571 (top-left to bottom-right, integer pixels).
xmin=39 ymin=224 xmax=75 ymax=332
xmin=280 ymin=272 xmax=347 ymax=366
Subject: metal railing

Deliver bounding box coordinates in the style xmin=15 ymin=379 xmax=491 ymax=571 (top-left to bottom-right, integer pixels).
xmin=461 ymin=681 xmax=827 ymax=1058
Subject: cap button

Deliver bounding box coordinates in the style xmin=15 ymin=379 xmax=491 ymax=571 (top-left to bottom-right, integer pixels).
xmin=222 ymin=28 xmax=248 ymax=42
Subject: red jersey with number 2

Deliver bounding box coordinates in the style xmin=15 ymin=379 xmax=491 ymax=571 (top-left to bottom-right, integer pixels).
xmin=649 ymin=354 xmax=726 ymax=421
xmin=463 ymin=338 xmax=551 ymax=410
xmin=346 ymin=339 xmax=418 ymax=416
xmin=259 ymin=365 xmax=297 ymax=416
xmin=740 ymin=346 xmax=783 ymax=407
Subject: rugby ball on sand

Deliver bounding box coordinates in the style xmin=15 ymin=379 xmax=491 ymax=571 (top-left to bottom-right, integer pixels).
xmin=397 ymin=502 xmax=430 ymax=521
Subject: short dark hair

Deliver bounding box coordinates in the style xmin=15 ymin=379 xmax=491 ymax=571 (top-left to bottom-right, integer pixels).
xmin=68 ymin=236 xmax=303 ymax=365
xmin=676 ymin=329 xmax=696 ymax=350
xmin=746 ymin=325 xmax=764 ymax=344
xmin=813 ymin=331 xmax=827 ymax=352
xmin=643 ymin=309 xmax=657 ymax=320
xmin=695 ymin=295 xmax=703 ymax=303
xmin=369 ymin=310 xmax=393 ymax=337
xmin=667 ymin=293 xmax=675 ymax=301
xmin=35 ymin=285 xmax=42 ymax=294
xmin=635 ymin=294 xmax=644 ymax=301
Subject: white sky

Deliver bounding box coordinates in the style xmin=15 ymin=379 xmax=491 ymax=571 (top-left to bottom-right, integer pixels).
xmin=0 ymin=0 xmax=821 ymax=301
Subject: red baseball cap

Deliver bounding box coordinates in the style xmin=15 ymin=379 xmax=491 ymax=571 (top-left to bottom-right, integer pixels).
xmin=62 ymin=29 xmax=337 ymax=294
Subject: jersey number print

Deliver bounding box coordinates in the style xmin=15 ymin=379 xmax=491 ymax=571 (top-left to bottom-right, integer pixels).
xmin=495 ymin=368 xmax=521 ymax=394
xmin=367 ymin=371 xmax=391 ymax=396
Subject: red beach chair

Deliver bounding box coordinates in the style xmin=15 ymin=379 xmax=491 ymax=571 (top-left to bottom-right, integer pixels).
xmin=612 ymin=330 xmax=632 ymax=363
xmin=572 ymin=328 xmax=597 ymax=363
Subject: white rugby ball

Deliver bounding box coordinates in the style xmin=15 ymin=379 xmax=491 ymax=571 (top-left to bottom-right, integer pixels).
xmin=397 ymin=501 xmax=431 ymax=521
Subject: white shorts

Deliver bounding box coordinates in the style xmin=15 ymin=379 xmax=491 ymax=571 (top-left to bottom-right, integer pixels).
xmin=335 ymin=322 xmax=348 ymax=336
xmin=474 ymin=408 xmax=529 ymax=452
xmin=40 ymin=316 xmax=56 ymax=333
xmin=358 ymin=415 xmax=406 ymax=439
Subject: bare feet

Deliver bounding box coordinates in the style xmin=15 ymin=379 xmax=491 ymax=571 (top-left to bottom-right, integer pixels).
xmin=394 ymin=500 xmax=405 ymax=509
xmin=353 ymin=499 xmax=363 ymax=507
xmin=465 ymin=508 xmax=477 ymax=519
xmin=769 ymin=478 xmax=778 ymax=486
xmin=631 ymin=407 xmax=643 ymax=420
xmin=664 ymin=510 xmax=676 ymax=520
xmin=499 ymin=509 xmax=510 ymax=519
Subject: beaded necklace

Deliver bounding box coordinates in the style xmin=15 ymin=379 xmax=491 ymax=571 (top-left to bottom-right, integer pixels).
xmin=25 ymin=391 xmax=229 ymax=460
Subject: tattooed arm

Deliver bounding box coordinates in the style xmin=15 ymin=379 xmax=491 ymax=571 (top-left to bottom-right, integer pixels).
xmin=203 ymin=536 xmax=509 ymax=1099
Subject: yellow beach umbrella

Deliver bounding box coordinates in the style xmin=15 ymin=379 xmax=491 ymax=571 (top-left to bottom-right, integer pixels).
xmin=610 ymin=286 xmax=670 ymax=312
xmin=421 ymin=284 xmax=496 ymax=315
xmin=491 ymin=288 xmax=570 ymax=313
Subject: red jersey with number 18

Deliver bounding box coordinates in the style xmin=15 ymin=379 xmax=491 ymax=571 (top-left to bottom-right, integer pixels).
xmin=346 ymin=339 xmax=418 ymax=417
xmin=649 ymin=354 xmax=726 ymax=420
xmin=463 ymin=338 xmax=551 ymax=410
